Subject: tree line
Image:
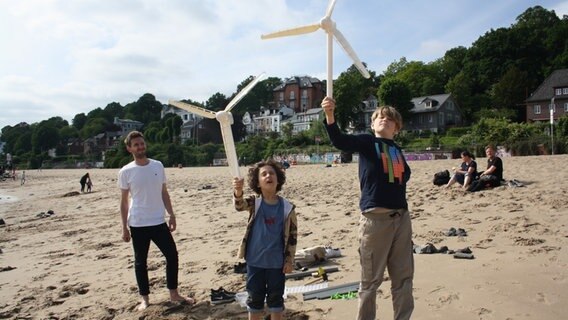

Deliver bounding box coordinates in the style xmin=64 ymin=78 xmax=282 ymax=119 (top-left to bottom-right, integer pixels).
xmin=1 ymin=6 xmax=567 ymax=169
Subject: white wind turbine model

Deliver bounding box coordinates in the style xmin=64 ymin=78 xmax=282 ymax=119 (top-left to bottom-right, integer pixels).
xmin=261 ymin=0 xmax=370 ymax=98
xmin=169 ymin=73 xmax=265 ymax=178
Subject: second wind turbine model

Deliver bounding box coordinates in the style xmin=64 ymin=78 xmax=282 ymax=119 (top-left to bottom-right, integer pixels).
xmin=169 ymin=72 xmax=265 ymax=178
xmin=261 ymin=0 xmax=370 ymax=98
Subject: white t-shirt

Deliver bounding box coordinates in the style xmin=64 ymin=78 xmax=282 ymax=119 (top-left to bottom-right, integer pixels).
xmin=118 ymin=159 xmax=167 ymax=227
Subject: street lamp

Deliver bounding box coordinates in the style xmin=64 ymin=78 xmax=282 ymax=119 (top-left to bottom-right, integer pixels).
xmin=550 ymin=97 xmax=555 ymax=155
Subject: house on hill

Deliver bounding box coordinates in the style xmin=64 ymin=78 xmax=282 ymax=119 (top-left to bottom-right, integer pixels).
xmin=352 ymin=94 xmax=463 ymax=135
xmin=525 ymin=69 xmax=568 ymax=123
xmin=113 ymin=117 xmax=143 ymax=135
xmin=405 ymin=93 xmax=463 ymax=134
xmin=272 ymin=76 xmax=325 ymax=112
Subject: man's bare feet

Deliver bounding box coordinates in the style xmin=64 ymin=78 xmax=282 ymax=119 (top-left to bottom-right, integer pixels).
xmin=170 ymin=289 xmax=195 ymax=305
xmin=137 ymin=295 xmax=150 ymax=311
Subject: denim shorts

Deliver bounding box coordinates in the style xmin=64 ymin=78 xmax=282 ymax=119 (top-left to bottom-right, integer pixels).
xmin=246 ymin=265 xmax=285 ymax=313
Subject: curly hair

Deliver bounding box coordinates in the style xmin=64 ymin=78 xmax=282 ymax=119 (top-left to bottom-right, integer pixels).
xmin=246 ymin=159 xmax=286 ymax=195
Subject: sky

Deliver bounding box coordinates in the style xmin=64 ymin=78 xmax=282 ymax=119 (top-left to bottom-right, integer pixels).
xmin=1 ymin=0 xmax=567 ymax=130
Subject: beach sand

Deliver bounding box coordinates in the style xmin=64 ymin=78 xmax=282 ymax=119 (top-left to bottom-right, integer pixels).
xmin=0 ymin=155 xmax=567 ymax=319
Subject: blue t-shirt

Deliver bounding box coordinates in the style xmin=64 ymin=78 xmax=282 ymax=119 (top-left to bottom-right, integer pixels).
xmin=246 ymin=198 xmax=285 ymax=268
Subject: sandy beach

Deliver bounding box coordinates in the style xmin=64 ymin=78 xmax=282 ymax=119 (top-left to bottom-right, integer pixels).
xmin=1 ymin=155 xmax=567 ymax=320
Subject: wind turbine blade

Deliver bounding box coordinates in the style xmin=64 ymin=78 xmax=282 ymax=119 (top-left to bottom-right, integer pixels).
xmin=261 ymin=24 xmax=320 ymax=39
xmin=217 ymin=113 xmax=241 ymax=178
xmin=332 ymin=28 xmax=371 ymax=79
xmin=225 ymin=72 xmax=266 ymax=112
xmin=325 ymin=0 xmax=338 ymax=18
xmin=168 ymin=100 xmax=216 ymax=119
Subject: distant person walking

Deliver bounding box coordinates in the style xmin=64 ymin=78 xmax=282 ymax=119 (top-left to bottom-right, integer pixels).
xmin=118 ymin=130 xmax=193 ymax=310
xmin=80 ymin=173 xmax=91 ymax=193
xmin=20 ymin=170 xmax=26 ymax=185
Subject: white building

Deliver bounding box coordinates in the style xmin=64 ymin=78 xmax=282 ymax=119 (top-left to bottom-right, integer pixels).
xmin=162 ymin=104 xmax=204 ymax=143
xmin=243 ymin=105 xmax=294 ymax=135
xmin=285 ymin=108 xmax=324 ymax=134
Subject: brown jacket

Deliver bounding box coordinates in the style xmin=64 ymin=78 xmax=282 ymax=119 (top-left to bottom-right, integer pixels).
xmin=233 ymin=194 xmax=298 ymax=266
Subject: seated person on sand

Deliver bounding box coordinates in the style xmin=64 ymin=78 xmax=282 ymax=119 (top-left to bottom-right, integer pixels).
xmin=445 ymin=151 xmax=477 ymax=189
xmin=467 ymin=144 xmax=504 ymax=192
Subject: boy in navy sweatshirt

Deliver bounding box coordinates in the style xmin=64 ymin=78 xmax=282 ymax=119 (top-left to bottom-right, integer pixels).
xmin=322 ymin=97 xmax=413 ymax=320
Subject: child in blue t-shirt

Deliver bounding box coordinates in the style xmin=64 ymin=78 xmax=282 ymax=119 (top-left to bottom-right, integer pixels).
xmin=233 ymin=159 xmax=298 ymax=320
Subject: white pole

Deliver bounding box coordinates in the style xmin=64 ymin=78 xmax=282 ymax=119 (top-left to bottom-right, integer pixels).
xmin=550 ymin=97 xmax=555 ymax=155
xmin=327 ymin=31 xmax=333 ymax=98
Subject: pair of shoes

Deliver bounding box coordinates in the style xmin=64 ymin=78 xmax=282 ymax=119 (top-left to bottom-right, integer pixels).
xmin=445 ymin=227 xmax=467 ymax=237
xmin=509 ymin=179 xmax=524 ymax=187
xmin=414 ymin=243 xmax=438 ymax=254
xmin=453 ymin=248 xmax=474 ymax=259
xmin=234 ymin=262 xmax=247 ymax=274
xmin=453 ymin=247 xmax=474 ymax=259
xmin=211 ymin=287 xmax=236 ymax=305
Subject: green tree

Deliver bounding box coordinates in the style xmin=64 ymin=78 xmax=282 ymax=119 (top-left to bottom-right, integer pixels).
xmin=72 ymin=113 xmax=88 ymax=130
xmin=377 ymin=78 xmax=413 ymax=120
xmin=124 ymin=93 xmax=163 ymax=125
xmin=490 ymin=66 xmax=529 ymax=120
xmin=59 ymin=126 xmax=79 ymax=146
xmin=32 ymin=123 xmax=60 ymax=153
xmin=205 ymin=92 xmax=228 ymax=112
xmin=80 ymin=118 xmax=109 ymax=139
xmin=281 ymin=122 xmax=293 ymax=141
xmin=334 ymin=64 xmax=378 ymax=129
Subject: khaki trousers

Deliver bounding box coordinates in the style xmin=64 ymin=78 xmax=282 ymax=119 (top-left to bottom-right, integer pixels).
xmin=357 ymin=208 xmax=414 ymax=320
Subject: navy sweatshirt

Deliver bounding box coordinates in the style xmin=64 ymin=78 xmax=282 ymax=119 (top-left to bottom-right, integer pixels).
xmin=325 ymin=121 xmax=411 ymax=211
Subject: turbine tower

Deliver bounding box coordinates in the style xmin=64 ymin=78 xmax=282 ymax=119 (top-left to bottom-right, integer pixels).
xmin=261 ymin=0 xmax=370 ymax=98
xmin=169 ymin=73 xmax=265 ymax=178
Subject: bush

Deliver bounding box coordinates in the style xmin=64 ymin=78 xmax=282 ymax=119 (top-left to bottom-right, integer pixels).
xmin=446 ymin=127 xmax=471 ymax=137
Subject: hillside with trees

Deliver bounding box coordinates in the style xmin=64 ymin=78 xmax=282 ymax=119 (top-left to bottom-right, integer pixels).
xmin=1 ymin=6 xmax=567 ymax=169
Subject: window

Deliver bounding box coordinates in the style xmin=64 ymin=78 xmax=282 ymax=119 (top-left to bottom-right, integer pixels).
xmin=556 ymin=88 xmax=562 ymax=95
xmin=438 ymin=112 xmax=444 ymax=124
xmin=425 ymin=101 xmax=432 ymax=108
xmin=419 ymin=115 xmax=424 ymax=124
xmin=549 ymin=103 xmax=556 ymax=113
xmin=279 ymin=92 xmax=284 ymax=101
xmin=534 ymin=105 xmax=541 ymax=114
xmin=565 ymin=102 xmax=568 ymax=112
xmin=563 ymin=88 xmax=568 ymax=95
xmin=447 ymin=101 xmax=454 ymax=110
xmin=302 ymin=90 xmax=307 ymax=98
xmin=290 ymin=101 xmax=295 ymax=109
xmin=428 ymin=115 xmax=433 ymax=123
xmin=290 ymin=91 xmax=295 ymax=100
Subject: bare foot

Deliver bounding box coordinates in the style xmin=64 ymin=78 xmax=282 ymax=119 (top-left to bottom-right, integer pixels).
xmin=137 ymin=296 xmax=150 ymax=311
xmin=170 ymin=290 xmax=195 ymax=305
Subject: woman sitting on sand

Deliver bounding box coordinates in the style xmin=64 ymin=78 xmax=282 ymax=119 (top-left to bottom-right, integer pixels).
xmin=445 ymin=151 xmax=477 ymax=189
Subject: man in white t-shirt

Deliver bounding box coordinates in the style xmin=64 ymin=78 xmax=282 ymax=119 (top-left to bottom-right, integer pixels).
xmin=118 ymin=131 xmax=194 ymax=310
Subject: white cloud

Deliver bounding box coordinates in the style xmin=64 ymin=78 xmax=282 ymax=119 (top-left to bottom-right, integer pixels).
xmin=0 ymin=0 xmax=565 ymax=129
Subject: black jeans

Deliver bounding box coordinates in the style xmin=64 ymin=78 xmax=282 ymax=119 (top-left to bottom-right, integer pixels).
xmin=468 ymin=175 xmax=499 ymax=192
xmin=130 ymin=223 xmax=179 ymax=295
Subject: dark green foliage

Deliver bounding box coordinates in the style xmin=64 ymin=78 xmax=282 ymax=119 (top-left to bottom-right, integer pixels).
xmin=377 ymin=78 xmax=413 ymax=120
xmin=446 ymin=127 xmax=471 ymax=137
xmin=334 ymin=64 xmax=378 ymax=130
xmin=2 ymin=6 xmax=568 ymax=167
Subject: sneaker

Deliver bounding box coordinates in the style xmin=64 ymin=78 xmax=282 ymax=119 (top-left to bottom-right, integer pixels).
xmin=211 ymin=287 xmax=236 ymax=298
xmin=211 ymin=290 xmax=236 ymax=305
